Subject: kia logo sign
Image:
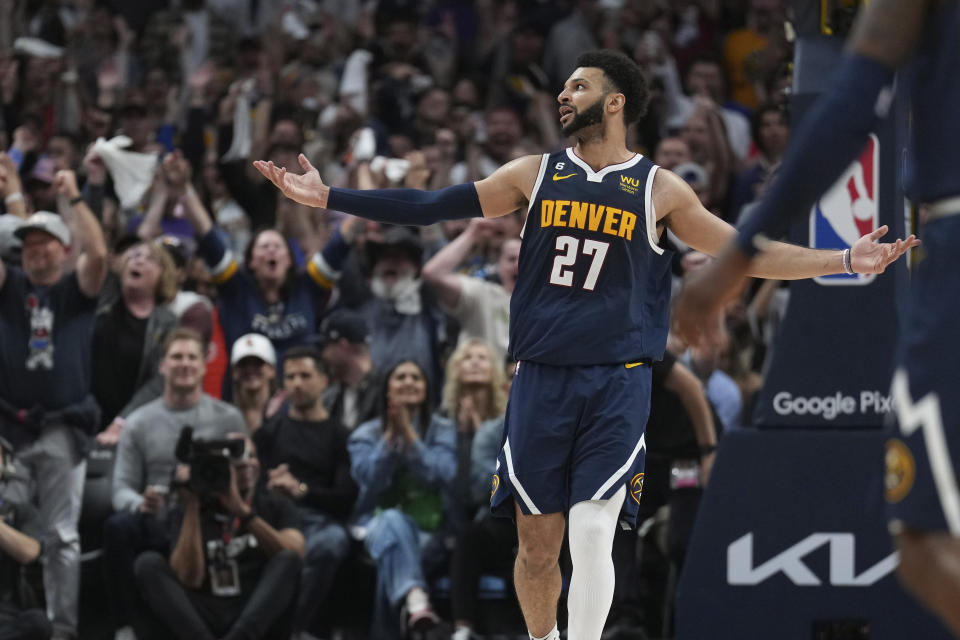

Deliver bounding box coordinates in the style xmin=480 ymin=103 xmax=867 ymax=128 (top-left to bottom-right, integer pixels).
xmin=727 ymin=533 xmax=899 ymax=586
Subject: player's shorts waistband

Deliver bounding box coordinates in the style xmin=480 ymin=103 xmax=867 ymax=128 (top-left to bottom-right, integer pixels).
xmin=921 ymin=194 xmax=960 ymax=220
xmin=515 ymin=359 xmax=652 ymax=372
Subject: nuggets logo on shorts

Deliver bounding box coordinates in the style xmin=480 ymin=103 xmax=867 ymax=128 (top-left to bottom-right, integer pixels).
xmin=885 ymin=438 xmax=915 ymax=503
xmin=490 ymin=473 xmax=500 ymax=500
xmin=630 ymin=472 xmax=645 ymax=504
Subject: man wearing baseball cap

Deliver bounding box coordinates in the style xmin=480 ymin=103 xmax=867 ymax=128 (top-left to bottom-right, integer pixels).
xmin=0 ymin=168 xmax=108 ymax=639
xmin=318 ymin=309 xmax=380 ymax=431
xmin=230 ymin=333 xmax=278 ymax=431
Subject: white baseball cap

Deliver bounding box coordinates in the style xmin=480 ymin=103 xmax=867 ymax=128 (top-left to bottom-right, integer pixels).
xmin=15 ymin=211 xmax=71 ymax=245
xmin=230 ymin=333 xmax=277 ymax=366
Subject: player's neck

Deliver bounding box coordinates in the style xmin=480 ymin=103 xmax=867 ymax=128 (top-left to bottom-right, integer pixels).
xmin=572 ymin=137 xmax=634 ymax=172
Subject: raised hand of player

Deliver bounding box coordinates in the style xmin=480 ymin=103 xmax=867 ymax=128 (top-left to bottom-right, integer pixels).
xmin=253 ymin=153 xmax=327 ymax=208
xmin=849 ymin=225 xmax=920 ymax=274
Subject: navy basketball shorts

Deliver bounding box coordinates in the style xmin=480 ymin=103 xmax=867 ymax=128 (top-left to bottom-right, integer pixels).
xmin=886 ymin=215 xmax=960 ymax=536
xmin=490 ymin=359 xmax=652 ymax=526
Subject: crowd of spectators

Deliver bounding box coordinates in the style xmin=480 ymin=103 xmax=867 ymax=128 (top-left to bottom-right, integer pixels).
xmin=0 ymin=0 xmax=794 ymax=639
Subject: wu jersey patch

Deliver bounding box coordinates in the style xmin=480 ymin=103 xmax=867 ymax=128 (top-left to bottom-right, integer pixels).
xmin=619 ymin=174 xmax=640 ymax=196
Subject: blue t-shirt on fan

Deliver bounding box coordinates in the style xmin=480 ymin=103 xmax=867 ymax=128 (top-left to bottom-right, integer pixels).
xmin=0 ymin=269 xmax=98 ymax=410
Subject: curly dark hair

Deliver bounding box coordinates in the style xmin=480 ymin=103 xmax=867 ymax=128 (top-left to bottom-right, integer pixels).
xmin=575 ymin=50 xmax=649 ymax=125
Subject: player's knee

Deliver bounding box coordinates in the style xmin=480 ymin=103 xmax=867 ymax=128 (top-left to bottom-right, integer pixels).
xmin=568 ymin=517 xmax=614 ymax=559
xmin=517 ymin=547 xmax=557 ymax=577
xmin=517 ymin=537 xmax=560 ymax=576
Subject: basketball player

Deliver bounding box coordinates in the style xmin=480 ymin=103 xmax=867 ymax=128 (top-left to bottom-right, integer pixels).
xmin=675 ymin=1 xmax=960 ymax=635
xmin=255 ymin=50 xmax=914 ymax=640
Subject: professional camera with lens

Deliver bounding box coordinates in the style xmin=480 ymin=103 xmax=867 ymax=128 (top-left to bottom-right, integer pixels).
xmin=174 ymin=426 xmax=247 ymax=497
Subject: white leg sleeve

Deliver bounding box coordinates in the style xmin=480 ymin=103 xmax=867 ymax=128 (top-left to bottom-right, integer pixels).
xmin=567 ymin=485 xmax=626 ymax=640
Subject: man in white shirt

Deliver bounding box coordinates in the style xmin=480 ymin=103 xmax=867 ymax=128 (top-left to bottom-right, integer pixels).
xmin=422 ymin=218 xmax=520 ymax=365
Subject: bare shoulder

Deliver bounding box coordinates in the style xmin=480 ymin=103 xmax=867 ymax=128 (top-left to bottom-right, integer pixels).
xmin=475 ymin=153 xmax=545 ymax=218
xmin=650 ymin=166 xmax=700 ymax=222
xmin=487 ymin=154 xmax=544 ymax=191
xmin=849 ymin=0 xmax=931 ymax=67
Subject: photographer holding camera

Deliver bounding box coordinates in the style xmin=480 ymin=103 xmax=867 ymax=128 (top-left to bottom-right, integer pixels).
xmin=102 ymin=327 xmax=248 ymax=639
xmin=0 ymin=437 xmax=52 ymax=640
xmin=134 ymin=434 xmax=304 ymax=640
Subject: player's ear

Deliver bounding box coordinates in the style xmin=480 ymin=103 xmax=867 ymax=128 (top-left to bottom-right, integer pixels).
xmin=607 ymin=93 xmax=625 ymax=114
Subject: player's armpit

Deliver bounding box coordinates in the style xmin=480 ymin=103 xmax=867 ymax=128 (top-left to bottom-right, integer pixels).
xmin=848 ymin=0 xmax=929 ymax=68
xmin=654 ymin=168 xmax=736 ymax=257
xmin=474 ymin=154 xmax=543 ymax=218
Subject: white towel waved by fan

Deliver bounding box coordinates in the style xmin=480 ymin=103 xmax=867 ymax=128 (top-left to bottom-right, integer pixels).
xmin=91 ymin=136 xmax=159 ymax=209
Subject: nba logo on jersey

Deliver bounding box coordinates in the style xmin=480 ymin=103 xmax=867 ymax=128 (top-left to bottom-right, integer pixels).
xmin=810 ymin=134 xmax=879 ymax=286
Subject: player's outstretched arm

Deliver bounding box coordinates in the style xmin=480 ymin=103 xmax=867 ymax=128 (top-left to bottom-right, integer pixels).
xmin=665 ymin=169 xmax=918 ymax=345
xmin=661 ymin=170 xmax=916 ymax=279
xmin=253 ymin=153 xmax=539 ymax=226
xmin=473 ymin=154 xmax=541 ymax=218
xmin=671 ymin=0 xmax=929 ymax=344
xmin=663 ymin=169 xmax=916 ymax=286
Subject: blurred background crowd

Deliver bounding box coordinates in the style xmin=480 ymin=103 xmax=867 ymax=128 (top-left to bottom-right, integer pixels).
xmin=0 ymin=0 xmax=794 ymax=639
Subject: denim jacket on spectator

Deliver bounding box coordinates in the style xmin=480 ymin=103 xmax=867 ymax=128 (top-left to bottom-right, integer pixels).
xmin=348 ymin=414 xmax=457 ymax=523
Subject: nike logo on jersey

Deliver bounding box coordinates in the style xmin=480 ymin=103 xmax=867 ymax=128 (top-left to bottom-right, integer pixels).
xmin=552 ymin=172 xmax=576 ymax=181
xmin=625 ymin=361 xmax=646 ymax=369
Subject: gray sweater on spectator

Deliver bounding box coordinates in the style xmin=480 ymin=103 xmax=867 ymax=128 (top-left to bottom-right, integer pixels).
xmin=112 ymin=395 xmax=247 ymax=512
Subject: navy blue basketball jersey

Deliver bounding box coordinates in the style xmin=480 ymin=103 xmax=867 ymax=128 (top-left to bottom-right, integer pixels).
xmin=902 ymin=0 xmax=960 ymax=201
xmin=508 ymin=148 xmax=673 ymax=366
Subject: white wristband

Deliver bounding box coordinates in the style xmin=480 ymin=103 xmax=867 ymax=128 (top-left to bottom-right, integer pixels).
xmin=4 ymin=192 xmax=24 ymax=206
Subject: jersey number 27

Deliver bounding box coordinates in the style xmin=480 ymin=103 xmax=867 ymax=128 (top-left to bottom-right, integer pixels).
xmin=549 ymin=235 xmax=609 ymax=291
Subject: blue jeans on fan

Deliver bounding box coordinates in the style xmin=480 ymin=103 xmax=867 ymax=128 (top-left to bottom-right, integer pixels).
xmin=362 ymin=509 xmax=438 ymax=640
xmin=295 ymin=510 xmax=351 ymax=632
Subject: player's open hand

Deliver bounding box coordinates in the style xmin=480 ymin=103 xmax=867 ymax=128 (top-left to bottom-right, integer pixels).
xmin=850 ymin=225 xmax=920 ymax=274
xmin=253 ymin=153 xmax=327 ymax=208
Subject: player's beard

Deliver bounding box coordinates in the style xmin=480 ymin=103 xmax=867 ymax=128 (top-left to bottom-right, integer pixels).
xmin=561 ymin=97 xmax=605 ymax=137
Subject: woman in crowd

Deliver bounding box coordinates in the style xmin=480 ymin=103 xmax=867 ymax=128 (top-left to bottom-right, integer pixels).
xmin=160 ymin=151 xmax=359 ymax=392
xmin=93 ymin=240 xmax=178 ymax=444
xmin=441 ymin=339 xmax=518 ymax=640
xmin=348 ymin=359 xmax=456 ymax=639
